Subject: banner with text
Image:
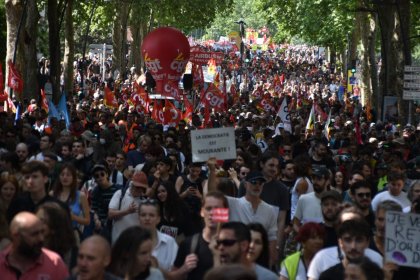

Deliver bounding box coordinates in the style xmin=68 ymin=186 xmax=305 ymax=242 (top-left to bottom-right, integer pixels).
xmin=190 ymin=51 xmax=224 ymax=65
xmin=385 ymin=211 xmax=420 ymax=268
xmin=190 ymin=127 xmax=236 ymax=162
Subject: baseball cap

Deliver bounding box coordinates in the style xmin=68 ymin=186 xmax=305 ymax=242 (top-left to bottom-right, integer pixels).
xmin=245 ymin=171 xmax=266 ymax=184
xmin=312 ymin=167 xmax=330 ymax=178
xmin=91 ymin=164 xmax=109 ymax=175
xmin=321 ymin=190 xmax=342 ymax=203
xmin=131 ymin=171 xmax=149 ymax=188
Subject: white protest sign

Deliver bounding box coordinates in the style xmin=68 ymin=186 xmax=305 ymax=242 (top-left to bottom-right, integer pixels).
xmin=385 ymin=211 xmax=420 ymax=268
xmin=190 ymin=127 xmax=236 ymax=162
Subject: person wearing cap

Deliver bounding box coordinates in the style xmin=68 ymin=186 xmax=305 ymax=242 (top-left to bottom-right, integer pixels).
xmin=207 ymin=159 xmax=278 ymax=267
xmin=320 ymin=190 xmax=342 ymax=248
xmin=293 ymin=167 xmax=330 ymax=234
xmin=108 ymin=171 xmax=148 ymax=244
xmin=349 ymin=181 xmax=375 ymax=229
xmin=90 ymin=163 xmax=121 ymax=240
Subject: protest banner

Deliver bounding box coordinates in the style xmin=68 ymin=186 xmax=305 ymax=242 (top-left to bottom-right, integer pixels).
xmin=190 ymin=51 xmax=224 ymax=65
xmin=385 ymin=211 xmax=420 ymax=268
xmin=190 ymin=127 xmax=236 ymax=162
xmin=212 ymin=208 xmax=229 ymax=223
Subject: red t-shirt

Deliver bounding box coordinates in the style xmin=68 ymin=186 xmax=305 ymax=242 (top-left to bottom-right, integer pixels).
xmin=0 ymin=246 xmax=69 ymax=280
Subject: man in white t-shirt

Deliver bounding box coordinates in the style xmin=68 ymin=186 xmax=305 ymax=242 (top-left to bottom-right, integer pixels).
xmin=371 ymin=172 xmax=411 ymax=212
xmin=307 ymin=208 xmax=383 ymax=280
xmin=293 ymin=167 xmax=330 ymax=232
xmin=108 ymin=171 xmax=148 ymax=243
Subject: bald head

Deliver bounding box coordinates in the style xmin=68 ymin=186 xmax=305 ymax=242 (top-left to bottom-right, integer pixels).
xmin=77 ymin=235 xmax=111 ymax=279
xmin=16 ymin=143 xmax=29 ymax=162
xmin=10 ymin=212 xmax=42 ymax=236
xmin=80 ymin=235 xmax=111 ymax=257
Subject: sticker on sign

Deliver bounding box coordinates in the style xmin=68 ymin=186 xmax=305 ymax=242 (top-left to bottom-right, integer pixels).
xmin=212 ymin=208 xmax=229 ymax=223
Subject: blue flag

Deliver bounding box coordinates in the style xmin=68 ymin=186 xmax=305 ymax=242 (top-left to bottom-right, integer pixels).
xmin=14 ymin=102 xmax=21 ymax=126
xmin=58 ymin=93 xmax=70 ymax=128
xmin=48 ymin=99 xmax=59 ymax=124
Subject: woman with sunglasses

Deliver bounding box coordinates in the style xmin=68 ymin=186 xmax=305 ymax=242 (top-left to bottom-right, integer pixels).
xmin=154 ymin=181 xmax=193 ymax=240
xmin=51 ymin=163 xmax=90 ymax=242
xmin=109 ymin=226 xmax=164 ymax=280
xmin=138 ymin=198 xmax=178 ymax=272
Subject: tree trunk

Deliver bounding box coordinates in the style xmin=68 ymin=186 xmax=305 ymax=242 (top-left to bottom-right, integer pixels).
xmin=63 ymin=0 xmax=74 ymax=97
xmin=377 ymin=0 xmax=410 ymax=123
xmin=21 ymin=0 xmax=39 ymax=101
xmin=47 ymin=0 xmax=62 ymax=103
xmin=112 ymin=2 xmax=131 ymax=80
xmin=5 ymin=0 xmax=24 ymax=100
xmin=368 ymin=14 xmax=379 ymax=120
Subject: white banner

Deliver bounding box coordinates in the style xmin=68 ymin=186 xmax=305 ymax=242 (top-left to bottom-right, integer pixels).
xmin=276 ymin=98 xmax=292 ymax=133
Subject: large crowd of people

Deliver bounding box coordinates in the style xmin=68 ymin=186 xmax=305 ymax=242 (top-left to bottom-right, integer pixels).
xmin=0 ymin=42 xmax=419 ymax=280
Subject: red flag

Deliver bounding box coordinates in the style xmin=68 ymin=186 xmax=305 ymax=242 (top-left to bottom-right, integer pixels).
xmin=355 ymin=121 xmax=363 ymax=145
xmin=314 ymin=103 xmax=328 ymax=121
xmin=257 ymin=97 xmax=275 ymax=112
xmin=192 ymin=63 xmax=204 ymax=89
xmin=0 ymin=63 xmax=4 ymax=94
xmin=201 ymin=83 xmax=225 ymax=110
xmin=132 ymin=81 xmax=150 ymax=113
xmin=151 ymin=101 xmax=165 ymax=123
xmin=0 ymin=91 xmax=7 ymax=103
xmin=163 ymin=81 xmax=182 ymax=101
xmin=40 ymin=89 xmax=49 ymax=113
xmin=7 ymin=60 xmax=23 ymax=93
xmin=164 ymin=100 xmax=181 ymax=125
xmin=183 ymin=97 xmax=193 ymax=122
xmin=104 ymin=86 xmax=118 ymax=108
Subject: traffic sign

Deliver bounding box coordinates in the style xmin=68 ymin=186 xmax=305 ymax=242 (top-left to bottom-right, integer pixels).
xmin=403 ymin=82 xmax=420 ymax=89
xmin=404 ymin=66 xmax=420 ymax=72
xmin=403 ymin=90 xmax=420 ymax=100
xmin=404 ymin=74 xmax=420 ymax=80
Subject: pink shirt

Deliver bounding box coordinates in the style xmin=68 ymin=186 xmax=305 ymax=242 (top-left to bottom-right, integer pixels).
xmin=0 ymin=246 xmax=69 ymax=280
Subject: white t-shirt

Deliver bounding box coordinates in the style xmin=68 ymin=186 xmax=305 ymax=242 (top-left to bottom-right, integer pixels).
xmin=291 ymin=177 xmax=313 ymax=220
xmin=294 ymin=192 xmax=323 ymax=224
xmin=108 ymin=187 xmax=141 ymax=244
xmin=371 ymin=191 xmax=411 ymax=212
xmin=307 ymin=246 xmax=383 ymax=279
xmin=227 ymin=196 xmax=278 ymax=241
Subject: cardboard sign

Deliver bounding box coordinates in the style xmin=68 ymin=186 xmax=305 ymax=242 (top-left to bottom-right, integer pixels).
xmin=190 ymin=127 xmax=236 ymax=162
xmin=212 ymin=208 xmax=229 ymax=223
xmin=385 ymin=211 xmax=420 ymax=268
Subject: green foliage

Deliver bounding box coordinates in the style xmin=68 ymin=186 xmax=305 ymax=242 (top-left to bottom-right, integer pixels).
xmin=205 ymin=0 xmax=274 ymax=40
xmin=255 ymin=0 xmax=356 ymax=51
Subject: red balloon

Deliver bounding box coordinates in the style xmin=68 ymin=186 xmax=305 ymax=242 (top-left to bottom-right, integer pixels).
xmin=141 ymin=27 xmax=190 ymax=93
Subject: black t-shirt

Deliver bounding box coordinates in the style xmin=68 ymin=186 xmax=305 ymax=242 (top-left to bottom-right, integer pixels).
xmin=311 ymin=156 xmax=336 ymax=173
xmin=321 ymin=223 xmax=338 ymax=248
xmin=319 ymin=262 xmax=344 ymax=280
xmin=7 ymin=192 xmax=70 ymax=223
xmin=174 ymin=234 xmax=213 ymax=280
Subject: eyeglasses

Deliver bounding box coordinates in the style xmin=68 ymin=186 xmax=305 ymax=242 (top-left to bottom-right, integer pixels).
xmin=356 ymin=192 xmax=371 ymax=198
xmin=249 ymin=179 xmax=264 ymax=185
xmin=216 ymin=239 xmax=237 ymax=248
xmin=94 ymin=172 xmax=106 ymax=179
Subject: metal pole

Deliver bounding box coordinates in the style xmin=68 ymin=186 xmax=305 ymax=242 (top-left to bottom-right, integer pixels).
xmin=102 ymin=43 xmax=106 ymax=82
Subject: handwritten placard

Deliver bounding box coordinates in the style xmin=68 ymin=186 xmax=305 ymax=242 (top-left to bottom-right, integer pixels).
xmin=190 ymin=127 xmax=236 ymax=162
xmin=385 ymin=211 xmax=420 ymax=268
